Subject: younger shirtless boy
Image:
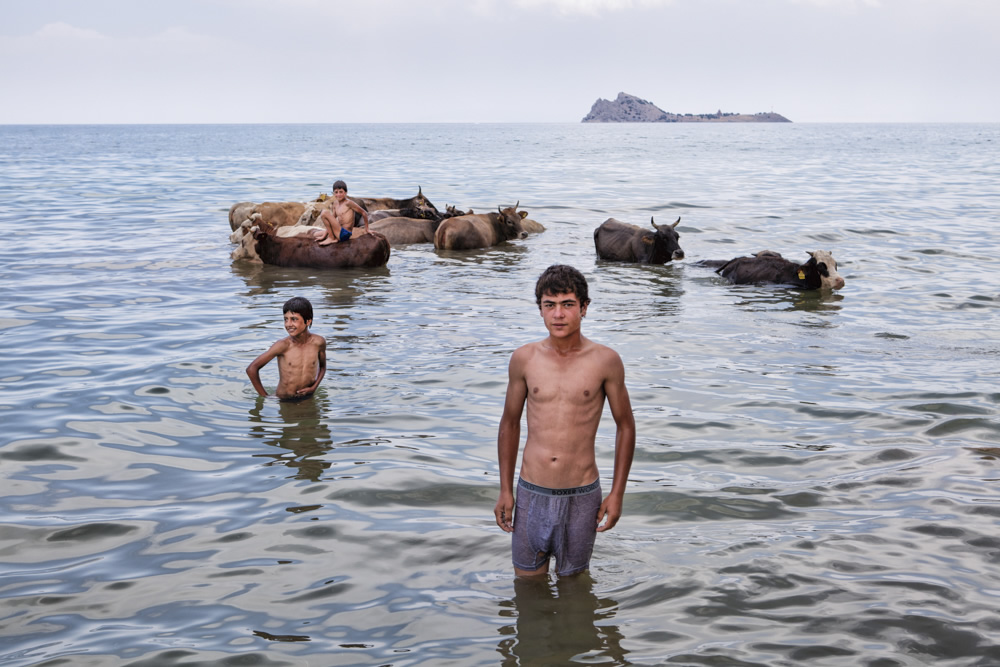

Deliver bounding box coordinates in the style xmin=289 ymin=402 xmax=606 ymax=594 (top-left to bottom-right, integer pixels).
xmin=316 ymin=180 xmax=370 ymax=246
xmin=494 ymin=265 xmax=635 ymax=577
xmin=246 ymin=297 xmax=327 ymax=400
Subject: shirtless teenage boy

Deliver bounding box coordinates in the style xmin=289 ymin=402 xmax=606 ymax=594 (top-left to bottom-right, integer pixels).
xmin=316 ymin=180 xmax=370 ymax=246
xmin=246 ymin=297 xmax=327 ymax=400
xmin=494 ymin=265 xmax=636 ymax=577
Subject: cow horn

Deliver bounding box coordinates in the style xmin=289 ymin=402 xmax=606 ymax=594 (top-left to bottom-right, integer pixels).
xmin=672 ymin=216 xmax=681 ymax=229
xmin=515 ymin=200 xmax=520 ymax=210
xmin=650 ymin=216 xmax=656 ymax=229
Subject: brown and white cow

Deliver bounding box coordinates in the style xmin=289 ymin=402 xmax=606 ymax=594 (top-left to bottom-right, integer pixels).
xmin=433 ymin=203 xmax=529 ymax=250
xmin=710 ymin=250 xmax=845 ymax=290
xmin=593 ymin=216 xmax=684 ymax=264
xmin=229 ymin=201 xmax=307 ymax=232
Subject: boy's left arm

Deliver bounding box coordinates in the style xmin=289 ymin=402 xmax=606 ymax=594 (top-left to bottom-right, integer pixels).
xmin=351 ymin=200 xmax=370 ymax=232
xmin=597 ymin=353 xmax=636 ymax=532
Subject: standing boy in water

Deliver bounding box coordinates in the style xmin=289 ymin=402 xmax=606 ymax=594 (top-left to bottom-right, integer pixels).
xmin=494 ymin=265 xmax=636 ymax=577
xmin=316 ymin=180 xmax=370 ymax=246
xmin=246 ymin=297 xmax=327 ymax=400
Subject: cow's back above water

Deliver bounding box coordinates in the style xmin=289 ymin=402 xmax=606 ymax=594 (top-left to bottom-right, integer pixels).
xmin=252 ymin=225 xmax=391 ymax=269
xmin=594 ymin=217 xmax=684 ymax=264
xmin=433 ymin=204 xmax=528 ymax=250
xmin=705 ymin=250 xmax=845 ymax=290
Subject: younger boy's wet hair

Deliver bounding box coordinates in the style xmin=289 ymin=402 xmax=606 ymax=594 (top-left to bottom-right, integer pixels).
xmin=283 ymin=296 xmax=313 ymax=324
xmin=332 ymin=180 xmax=348 ymax=192
xmin=535 ymin=264 xmax=590 ymax=307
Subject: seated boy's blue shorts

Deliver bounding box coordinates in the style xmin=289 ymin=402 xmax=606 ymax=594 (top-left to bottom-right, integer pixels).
xmin=339 ymin=228 xmax=352 ymax=242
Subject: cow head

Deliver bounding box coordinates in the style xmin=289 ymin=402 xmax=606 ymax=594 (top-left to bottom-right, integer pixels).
xmin=414 ymin=186 xmax=437 ymax=212
xmin=497 ymin=201 xmax=529 ymax=240
xmin=647 ymin=216 xmax=684 ymax=262
xmin=803 ymin=251 xmax=845 ymax=290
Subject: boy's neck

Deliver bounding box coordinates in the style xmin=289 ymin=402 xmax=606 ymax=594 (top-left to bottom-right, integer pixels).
xmin=544 ymin=331 xmax=586 ymax=355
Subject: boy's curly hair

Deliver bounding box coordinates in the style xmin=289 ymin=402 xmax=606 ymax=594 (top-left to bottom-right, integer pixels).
xmin=535 ymin=265 xmax=590 ymax=307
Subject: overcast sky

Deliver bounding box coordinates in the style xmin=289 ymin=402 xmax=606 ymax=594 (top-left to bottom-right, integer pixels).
xmin=1 ymin=0 xmax=997 ymax=124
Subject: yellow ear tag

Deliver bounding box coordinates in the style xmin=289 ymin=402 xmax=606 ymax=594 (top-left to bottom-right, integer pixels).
xmin=798 ymin=270 xmax=806 ymax=280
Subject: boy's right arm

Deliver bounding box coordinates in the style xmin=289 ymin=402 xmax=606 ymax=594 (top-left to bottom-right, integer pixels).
xmin=246 ymin=341 xmax=283 ymax=397
xmin=495 ymin=348 xmax=528 ymax=532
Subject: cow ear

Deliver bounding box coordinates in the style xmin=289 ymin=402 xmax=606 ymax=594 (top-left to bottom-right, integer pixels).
xmin=519 ymin=211 xmax=528 ymax=219
xmin=641 ymin=236 xmax=654 ymax=245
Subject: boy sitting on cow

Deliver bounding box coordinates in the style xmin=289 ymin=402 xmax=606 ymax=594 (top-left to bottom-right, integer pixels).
xmin=316 ymin=180 xmax=370 ymax=246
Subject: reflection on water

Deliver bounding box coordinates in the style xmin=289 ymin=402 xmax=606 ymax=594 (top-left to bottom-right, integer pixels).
xmin=1 ymin=123 xmax=998 ymax=666
xmin=498 ymin=573 xmax=627 ymax=666
xmin=248 ymin=395 xmax=334 ymax=482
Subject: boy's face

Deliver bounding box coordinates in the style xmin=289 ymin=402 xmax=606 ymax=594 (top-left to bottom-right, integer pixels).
xmin=283 ymin=311 xmax=311 ymax=337
xmin=539 ymin=291 xmax=587 ymax=339
xmin=333 ymin=187 xmax=347 ymax=201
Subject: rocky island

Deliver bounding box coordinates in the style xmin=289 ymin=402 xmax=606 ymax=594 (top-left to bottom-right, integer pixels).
xmin=582 ymin=92 xmax=790 ymax=123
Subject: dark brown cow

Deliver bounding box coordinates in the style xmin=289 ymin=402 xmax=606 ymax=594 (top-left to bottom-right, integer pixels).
xmin=593 ymin=216 xmax=684 ymax=264
xmin=370 ymin=217 xmax=439 ymax=245
xmin=350 ymin=187 xmax=437 ymax=213
xmin=707 ymin=250 xmax=845 ymax=290
xmin=433 ymin=204 xmax=529 ymax=250
xmin=251 ymin=223 xmax=390 ymax=269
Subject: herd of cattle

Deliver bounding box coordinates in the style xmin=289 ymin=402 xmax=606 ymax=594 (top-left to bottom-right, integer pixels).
xmin=228 ymin=187 xmax=844 ymax=290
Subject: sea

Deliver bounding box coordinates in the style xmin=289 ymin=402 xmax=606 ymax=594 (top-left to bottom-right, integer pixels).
xmin=1 ymin=122 xmax=998 ymax=666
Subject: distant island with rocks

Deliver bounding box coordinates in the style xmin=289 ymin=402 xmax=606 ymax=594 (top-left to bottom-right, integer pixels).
xmin=582 ymin=92 xmax=791 ymax=123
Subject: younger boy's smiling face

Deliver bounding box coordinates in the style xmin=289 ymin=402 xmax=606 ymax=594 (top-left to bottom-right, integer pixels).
xmin=284 ymin=311 xmax=310 ymax=337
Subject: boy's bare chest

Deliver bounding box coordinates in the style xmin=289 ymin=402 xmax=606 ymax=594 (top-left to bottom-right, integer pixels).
xmin=524 ymin=360 xmax=604 ymax=406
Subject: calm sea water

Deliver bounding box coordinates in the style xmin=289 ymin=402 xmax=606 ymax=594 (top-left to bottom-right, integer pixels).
xmin=1 ymin=122 xmax=999 ymax=666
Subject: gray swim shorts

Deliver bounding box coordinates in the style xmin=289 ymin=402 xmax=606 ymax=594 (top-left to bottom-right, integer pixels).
xmin=512 ymin=477 xmax=602 ymax=576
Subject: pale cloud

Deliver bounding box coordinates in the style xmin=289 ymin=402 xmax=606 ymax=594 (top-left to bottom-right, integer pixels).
xmin=786 ymin=0 xmax=881 ymax=8
xmin=512 ymin=0 xmax=673 ymax=15
xmin=34 ymin=22 xmax=106 ymax=40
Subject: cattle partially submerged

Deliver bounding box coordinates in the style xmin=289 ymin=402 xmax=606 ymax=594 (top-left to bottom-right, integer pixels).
xmin=350 ymin=186 xmax=437 ymax=213
xmin=370 ymin=217 xmax=439 ymax=246
xmin=434 ymin=203 xmax=529 ymax=250
xmin=229 ymin=201 xmax=307 ymax=232
xmin=706 ymin=250 xmax=845 ymax=290
xmin=369 ymin=206 xmax=441 ymax=223
xmin=593 ymin=217 xmax=685 ymax=264
xmin=248 ymin=222 xmax=391 ymax=269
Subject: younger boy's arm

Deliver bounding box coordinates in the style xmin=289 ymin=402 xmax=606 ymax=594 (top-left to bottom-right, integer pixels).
xmin=246 ymin=341 xmax=284 ymax=397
